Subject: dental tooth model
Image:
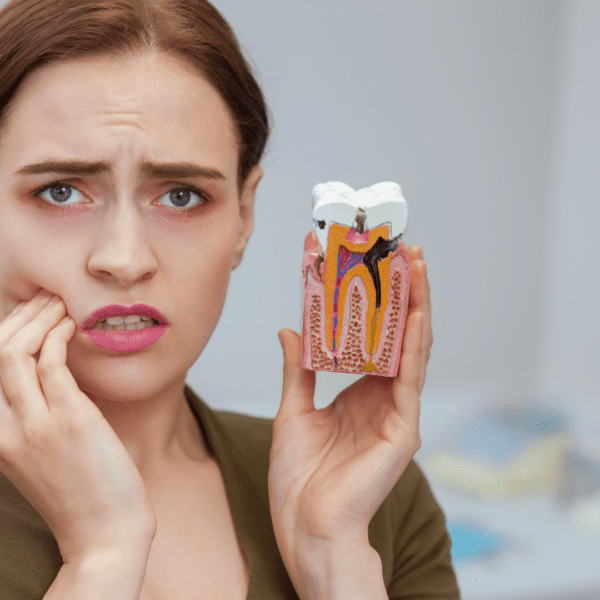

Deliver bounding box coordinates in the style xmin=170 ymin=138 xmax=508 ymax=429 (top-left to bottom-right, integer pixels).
xmin=301 ymin=181 xmax=410 ymax=376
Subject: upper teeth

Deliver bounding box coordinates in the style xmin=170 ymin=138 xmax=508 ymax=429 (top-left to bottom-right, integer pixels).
xmin=311 ymin=181 xmax=408 ymax=259
xmin=99 ymin=315 xmax=155 ymax=325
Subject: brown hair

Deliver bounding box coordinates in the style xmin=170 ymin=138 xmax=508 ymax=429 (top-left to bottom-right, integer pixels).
xmin=0 ymin=0 xmax=271 ymax=195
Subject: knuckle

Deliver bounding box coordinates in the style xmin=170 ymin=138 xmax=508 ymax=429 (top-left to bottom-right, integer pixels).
xmin=49 ymin=410 xmax=75 ymax=438
xmin=59 ymin=408 xmax=85 ymax=433
xmin=0 ymin=343 xmax=19 ymax=365
xmin=21 ymin=416 xmax=47 ymax=445
xmin=0 ymin=445 xmax=18 ymax=469
xmin=36 ymin=357 xmax=54 ymax=377
xmin=0 ymin=429 xmax=18 ymax=464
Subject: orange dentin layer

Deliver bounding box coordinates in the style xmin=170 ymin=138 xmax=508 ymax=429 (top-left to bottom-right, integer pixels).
xmin=302 ymin=243 xmax=410 ymax=376
xmin=323 ymin=223 xmax=390 ymax=356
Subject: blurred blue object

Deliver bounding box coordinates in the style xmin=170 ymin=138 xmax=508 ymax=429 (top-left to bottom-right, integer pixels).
xmin=455 ymin=400 xmax=569 ymax=466
xmin=447 ymin=519 xmax=509 ymax=561
xmin=422 ymin=399 xmax=584 ymax=499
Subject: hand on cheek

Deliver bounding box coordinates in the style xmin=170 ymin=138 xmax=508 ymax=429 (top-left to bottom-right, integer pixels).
xmin=0 ymin=289 xmax=157 ymax=563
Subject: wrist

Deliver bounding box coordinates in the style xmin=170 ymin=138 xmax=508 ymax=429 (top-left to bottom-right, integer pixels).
xmin=59 ymin=518 xmax=156 ymax=566
xmin=289 ymin=538 xmax=388 ymax=600
xmin=44 ymin=543 xmax=153 ymax=600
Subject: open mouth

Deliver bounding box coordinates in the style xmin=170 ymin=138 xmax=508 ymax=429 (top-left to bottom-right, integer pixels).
xmin=82 ymin=317 xmax=168 ymax=353
xmin=90 ymin=317 xmax=161 ymax=331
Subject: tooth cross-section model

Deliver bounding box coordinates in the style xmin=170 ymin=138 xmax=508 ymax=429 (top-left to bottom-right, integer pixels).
xmin=301 ymin=181 xmax=410 ymax=376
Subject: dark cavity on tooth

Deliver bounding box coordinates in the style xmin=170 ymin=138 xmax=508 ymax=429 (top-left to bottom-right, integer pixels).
xmin=362 ymin=233 xmax=403 ymax=309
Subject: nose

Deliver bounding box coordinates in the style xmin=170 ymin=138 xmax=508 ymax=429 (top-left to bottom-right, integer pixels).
xmin=87 ymin=199 xmax=158 ymax=286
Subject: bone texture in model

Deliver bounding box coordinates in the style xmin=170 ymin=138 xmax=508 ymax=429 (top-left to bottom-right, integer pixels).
xmin=301 ymin=181 xmax=410 ymax=376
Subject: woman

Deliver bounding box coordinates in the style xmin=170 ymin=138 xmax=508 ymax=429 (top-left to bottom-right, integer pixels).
xmin=0 ymin=0 xmax=459 ymax=598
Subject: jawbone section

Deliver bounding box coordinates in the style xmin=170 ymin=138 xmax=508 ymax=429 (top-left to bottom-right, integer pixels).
xmin=301 ymin=227 xmax=410 ymax=376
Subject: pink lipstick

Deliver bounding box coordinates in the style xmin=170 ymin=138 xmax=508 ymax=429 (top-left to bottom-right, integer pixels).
xmin=81 ymin=304 xmax=169 ymax=352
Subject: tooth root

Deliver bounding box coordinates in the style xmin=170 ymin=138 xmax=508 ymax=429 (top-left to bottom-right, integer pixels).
xmin=323 ymin=223 xmax=391 ymax=356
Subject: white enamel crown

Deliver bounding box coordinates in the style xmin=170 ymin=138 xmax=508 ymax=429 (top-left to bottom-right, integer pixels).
xmin=311 ymin=181 xmax=408 ymax=258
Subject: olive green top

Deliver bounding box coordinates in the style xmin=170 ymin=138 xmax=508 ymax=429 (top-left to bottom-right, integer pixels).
xmin=0 ymin=384 xmax=460 ymax=599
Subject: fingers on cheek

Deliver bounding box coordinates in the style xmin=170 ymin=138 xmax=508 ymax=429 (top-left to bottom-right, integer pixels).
xmin=36 ymin=319 xmax=70 ymax=377
xmin=36 ymin=323 xmax=77 ymax=409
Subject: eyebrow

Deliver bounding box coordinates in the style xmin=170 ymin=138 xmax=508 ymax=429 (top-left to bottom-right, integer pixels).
xmin=15 ymin=159 xmax=227 ymax=181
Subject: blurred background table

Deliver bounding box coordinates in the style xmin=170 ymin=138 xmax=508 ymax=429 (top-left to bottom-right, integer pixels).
xmin=415 ymin=388 xmax=600 ymax=600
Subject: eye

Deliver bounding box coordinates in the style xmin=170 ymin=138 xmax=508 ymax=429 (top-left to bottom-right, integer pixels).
xmin=37 ymin=182 xmax=85 ymax=206
xmin=157 ymin=186 xmax=210 ymax=211
xmin=33 ymin=181 xmax=210 ymax=212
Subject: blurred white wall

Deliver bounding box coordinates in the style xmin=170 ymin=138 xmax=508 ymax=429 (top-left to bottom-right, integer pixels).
xmin=194 ymin=0 xmax=575 ymax=415
xmin=535 ymin=0 xmax=600 ymax=405
xmin=2 ymin=0 xmax=595 ymax=417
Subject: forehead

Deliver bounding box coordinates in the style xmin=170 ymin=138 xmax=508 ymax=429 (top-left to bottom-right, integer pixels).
xmin=1 ymin=53 xmax=238 ymax=178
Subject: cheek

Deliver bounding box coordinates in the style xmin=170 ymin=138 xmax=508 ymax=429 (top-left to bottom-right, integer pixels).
xmin=191 ymin=241 xmax=235 ymax=316
xmin=0 ymin=215 xmax=64 ymax=301
xmin=179 ymin=220 xmax=239 ymax=341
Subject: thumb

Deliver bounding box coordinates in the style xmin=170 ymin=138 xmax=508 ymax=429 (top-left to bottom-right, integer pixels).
xmin=276 ymin=328 xmax=316 ymax=422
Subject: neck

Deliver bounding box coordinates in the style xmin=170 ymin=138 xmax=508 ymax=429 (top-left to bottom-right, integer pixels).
xmin=85 ymin=379 xmax=211 ymax=481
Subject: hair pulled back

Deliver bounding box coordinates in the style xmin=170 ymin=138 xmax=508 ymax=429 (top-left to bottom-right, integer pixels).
xmin=0 ymin=0 xmax=271 ymax=194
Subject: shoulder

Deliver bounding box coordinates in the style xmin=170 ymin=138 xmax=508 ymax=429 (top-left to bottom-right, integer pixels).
xmin=212 ymin=409 xmax=274 ymax=444
xmin=389 ymin=458 xmax=446 ymax=528
xmin=211 ymin=409 xmax=274 ymax=456
xmin=208 ymin=408 xmax=274 ymax=479
xmin=370 ymin=459 xmax=440 ymax=547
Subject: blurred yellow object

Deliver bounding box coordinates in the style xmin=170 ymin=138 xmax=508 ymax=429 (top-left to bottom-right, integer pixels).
xmin=424 ymin=432 xmax=571 ymax=499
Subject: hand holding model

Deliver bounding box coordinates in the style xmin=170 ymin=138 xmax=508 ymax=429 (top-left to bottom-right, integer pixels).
xmin=0 ymin=290 xmax=157 ymax=566
xmin=269 ymin=244 xmax=432 ymax=600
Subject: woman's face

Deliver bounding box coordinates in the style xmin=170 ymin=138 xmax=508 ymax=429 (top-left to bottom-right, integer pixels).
xmin=0 ymin=53 xmax=262 ymax=402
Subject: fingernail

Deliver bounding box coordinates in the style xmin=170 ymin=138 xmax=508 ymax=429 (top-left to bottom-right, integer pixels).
xmin=34 ymin=290 xmax=51 ymax=300
xmin=277 ymin=331 xmax=284 ymax=350
xmin=47 ymin=295 xmax=61 ymax=306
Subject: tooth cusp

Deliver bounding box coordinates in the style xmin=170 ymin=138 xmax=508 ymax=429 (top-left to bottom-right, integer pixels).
xmin=311 ymin=181 xmax=408 ymax=260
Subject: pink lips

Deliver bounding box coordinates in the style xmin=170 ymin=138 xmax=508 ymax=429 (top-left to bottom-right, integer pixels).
xmin=81 ymin=304 xmax=169 ymax=352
